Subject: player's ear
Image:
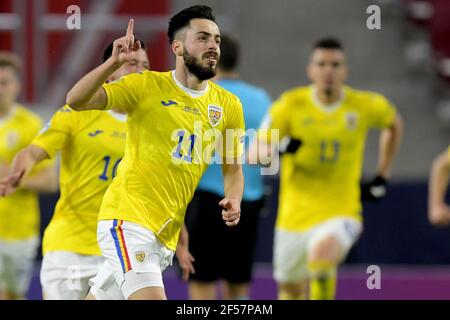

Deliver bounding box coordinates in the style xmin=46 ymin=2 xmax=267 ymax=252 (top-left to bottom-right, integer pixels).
xmin=172 ymin=40 xmax=184 ymax=57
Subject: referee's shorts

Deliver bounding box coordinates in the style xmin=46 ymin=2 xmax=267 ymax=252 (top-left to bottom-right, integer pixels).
xmin=183 ymin=190 xmax=264 ymax=283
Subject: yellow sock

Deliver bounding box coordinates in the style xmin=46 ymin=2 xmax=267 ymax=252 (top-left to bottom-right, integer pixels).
xmin=308 ymin=261 xmax=337 ymax=300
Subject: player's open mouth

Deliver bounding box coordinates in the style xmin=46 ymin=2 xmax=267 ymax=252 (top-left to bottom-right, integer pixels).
xmin=204 ymin=53 xmax=218 ymax=63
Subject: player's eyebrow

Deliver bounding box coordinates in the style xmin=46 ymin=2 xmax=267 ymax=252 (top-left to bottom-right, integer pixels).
xmin=195 ymin=31 xmax=220 ymax=38
xmin=196 ymin=31 xmax=211 ymax=36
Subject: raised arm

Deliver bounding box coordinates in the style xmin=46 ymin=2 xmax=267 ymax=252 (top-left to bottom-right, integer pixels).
xmin=66 ymin=19 xmax=141 ymax=111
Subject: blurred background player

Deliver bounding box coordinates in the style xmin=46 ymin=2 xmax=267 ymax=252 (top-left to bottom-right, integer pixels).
xmin=256 ymin=37 xmax=404 ymax=300
xmin=428 ymin=146 xmax=450 ymax=227
xmin=184 ymin=34 xmax=271 ymax=300
xmin=0 ymin=42 xmax=150 ymax=299
xmin=0 ymin=52 xmax=57 ymax=300
xmin=64 ymin=5 xmax=244 ymax=300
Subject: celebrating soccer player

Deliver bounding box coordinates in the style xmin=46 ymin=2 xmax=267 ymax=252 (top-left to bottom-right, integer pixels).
xmin=64 ymin=5 xmax=244 ymax=300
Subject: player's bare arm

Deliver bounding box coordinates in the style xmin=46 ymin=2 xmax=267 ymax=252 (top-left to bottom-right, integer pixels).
xmin=362 ymin=113 xmax=404 ymax=201
xmin=66 ymin=19 xmax=141 ymax=111
xmin=428 ymin=150 xmax=450 ymax=227
xmin=176 ymin=224 xmax=195 ymax=281
xmin=21 ymin=166 xmax=58 ymax=194
xmin=220 ymin=162 xmax=244 ymax=227
xmin=0 ymin=145 xmax=50 ymax=197
xmin=377 ymin=113 xmax=404 ymax=179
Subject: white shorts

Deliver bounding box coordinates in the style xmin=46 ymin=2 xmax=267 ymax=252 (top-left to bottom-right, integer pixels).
xmin=273 ymin=217 xmax=362 ymax=283
xmin=40 ymin=251 xmax=104 ymax=300
xmin=89 ymin=220 xmax=174 ymax=300
xmin=0 ymin=237 xmax=39 ymax=296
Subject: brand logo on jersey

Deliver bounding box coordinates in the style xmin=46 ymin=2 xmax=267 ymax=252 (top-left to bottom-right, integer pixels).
xmin=135 ymin=251 xmax=146 ymax=263
xmin=88 ymin=130 xmax=103 ymax=137
xmin=6 ymin=131 xmax=19 ymax=149
xmin=208 ymin=105 xmax=222 ymax=127
xmin=345 ymin=112 xmax=358 ymax=130
xmin=161 ymin=100 xmax=177 ymax=107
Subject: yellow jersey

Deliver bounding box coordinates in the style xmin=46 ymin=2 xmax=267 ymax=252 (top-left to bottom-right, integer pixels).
xmin=100 ymin=70 xmax=245 ymax=251
xmin=32 ymin=106 xmax=127 ymax=255
xmin=263 ymin=85 xmax=396 ymax=231
xmin=0 ymin=105 xmax=50 ymax=240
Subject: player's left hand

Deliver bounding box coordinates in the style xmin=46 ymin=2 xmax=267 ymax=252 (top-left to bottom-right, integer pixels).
xmin=362 ymin=175 xmax=387 ymax=202
xmin=175 ymin=244 xmax=195 ymax=281
xmin=219 ymin=197 xmax=241 ymax=227
xmin=0 ymin=169 xmax=25 ymax=197
xmin=279 ymin=137 xmax=302 ymax=155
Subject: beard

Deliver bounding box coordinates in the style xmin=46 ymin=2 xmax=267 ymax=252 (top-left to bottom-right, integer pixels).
xmin=183 ymin=49 xmax=217 ymax=81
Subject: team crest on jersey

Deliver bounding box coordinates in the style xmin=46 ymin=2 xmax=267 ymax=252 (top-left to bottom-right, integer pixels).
xmin=135 ymin=251 xmax=146 ymax=263
xmin=345 ymin=112 xmax=358 ymax=130
xmin=6 ymin=131 xmax=19 ymax=149
xmin=208 ymin=105 xmax=222 ymax=127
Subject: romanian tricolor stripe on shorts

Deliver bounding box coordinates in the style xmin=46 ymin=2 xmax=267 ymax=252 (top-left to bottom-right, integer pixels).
xmin=110 ymin=219 xmax=132 ymax=273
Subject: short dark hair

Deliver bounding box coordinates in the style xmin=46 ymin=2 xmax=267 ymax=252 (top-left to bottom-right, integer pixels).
xmin=102 ymin=40 xmax=146 ymax=62
xmin=167 ymin=5 xmax=216 ymax=44
xmin=312 ymin=37 xmax=343 ymax=51
xmin=0 ymin=51 xmax=22 ymax=77
xmin=218 ymin=34 xmax=239 ymax=71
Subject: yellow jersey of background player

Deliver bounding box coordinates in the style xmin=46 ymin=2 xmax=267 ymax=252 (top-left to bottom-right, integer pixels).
xmin=259 ymin=37 xmax=403 ymax=300
xmin=0 ymin=52 xmax=56 ymax=300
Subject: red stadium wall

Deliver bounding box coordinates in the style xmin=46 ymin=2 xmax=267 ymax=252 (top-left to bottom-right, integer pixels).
xmin=1 ymin=0 xmax=170 ymax=103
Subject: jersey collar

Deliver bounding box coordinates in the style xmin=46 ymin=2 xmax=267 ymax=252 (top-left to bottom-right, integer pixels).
xmin=311 ymin=86 xmax=345 ymax=113
xmin=107 ymin=110 xmax=127 ymax=122
xmin=171 ymin=70 xmax=209 ymax=98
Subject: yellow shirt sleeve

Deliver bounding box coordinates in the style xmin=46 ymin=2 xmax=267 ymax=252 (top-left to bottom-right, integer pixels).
xmin=102 ymin=71 xmax=147 ymax=113
xmin=22 ymin=114 xmax=55 ymax=174
xmin=32 ymin=106 xmax=77 ymax=159
xmin=258 ymin=93 xmax=291 ymax=143
xmin=367 ymin=93 xmax=396 ymax=129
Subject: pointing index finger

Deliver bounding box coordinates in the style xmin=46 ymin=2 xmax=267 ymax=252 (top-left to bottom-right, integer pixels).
xmin=126 ymin=19 xmax=134 ymax=36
